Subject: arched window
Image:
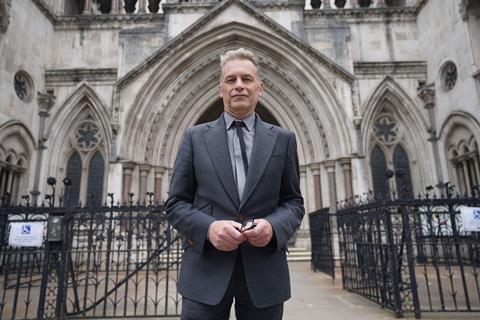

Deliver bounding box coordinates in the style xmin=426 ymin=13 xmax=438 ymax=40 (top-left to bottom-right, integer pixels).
xmin=63 ymin=111 xmax=106 ymax=206
xmin=0 ymin=126 xmax=32 ymax=205
xmin=393 ymin=145 xmax=413 ymax=198
xmin=65 ymin=151 xmax=82 ymax=206
xmin=371 ymin=145 xmax=389 ymax=198
xmin=86 ymin=151 xmax=105 ymax=206
xmin=369 ymin=102 xmax=415 ymax=199
xmin=446 ymin=125 xmax=480 ymax=196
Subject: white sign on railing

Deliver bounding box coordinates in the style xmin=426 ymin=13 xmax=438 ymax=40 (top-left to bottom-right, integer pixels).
xmin=8 ymin=222 xmax=45 ymax=247
xmin=460 ymin=207 xmax=480 ymax=232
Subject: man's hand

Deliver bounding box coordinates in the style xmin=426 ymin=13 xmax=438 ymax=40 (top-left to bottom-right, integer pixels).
xmin=242 ymin=218 xmax=273 ymax=247
xmin=208 ymin=220 xmax=246 ymax=251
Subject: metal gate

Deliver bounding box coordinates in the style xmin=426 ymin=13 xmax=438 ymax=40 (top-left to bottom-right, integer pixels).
xmin=336 ymin=194 xmax=480 ymax=318
xmin=309 ymin=208 xmax=335 ymax=278
xmin=0 ymin=204 xmax=182 ymax=319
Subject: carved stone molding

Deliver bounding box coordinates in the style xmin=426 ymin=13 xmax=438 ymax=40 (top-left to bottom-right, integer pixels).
xmin=305 ymin=6 xmax=417 ymax=23
xmin=323 ymin=159 xmax=336 ymax=171
xmin=32 ymin=0 xmax=165 ymax=31
xmin=114 ymin=0 xmax=355 ymax=100
xmin=37 ymin=90 xmax=56 ymax=115
xmin=45 ymin=68 xmax=118 ymax=86
xmin=354 ymin=61 xmax=427 ymax=79
xmin=55 ymin=14 xmax=165 ymax=31
xmin=0 ymin=0 xmax=11 ymax=34
xmin=162 ymin=3 xmax=214 ymax=14
xmin=338 ymin=157 xmax=351 ymax=169
xmin=417 ymin=83 xmax=435 ymax=108
xmin=474 ymin=69 xmax=480 ymax=86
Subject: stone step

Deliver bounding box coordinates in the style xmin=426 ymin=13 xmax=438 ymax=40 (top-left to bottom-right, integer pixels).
xmin=286 ymin=249 xmax=311 ymax=262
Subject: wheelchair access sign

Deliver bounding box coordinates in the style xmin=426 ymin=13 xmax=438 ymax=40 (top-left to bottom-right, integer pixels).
xmin=8 ymin=222 xmax=45 ymax=247
xmin=460 ymin=207 xmax=480 ymax=232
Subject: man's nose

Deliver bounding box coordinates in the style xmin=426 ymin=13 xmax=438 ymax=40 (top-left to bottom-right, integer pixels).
xmin=234 ymin=78 xmax=245 ymax=88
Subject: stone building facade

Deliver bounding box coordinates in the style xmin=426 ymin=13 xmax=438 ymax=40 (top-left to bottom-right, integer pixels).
xmin=0 ymin=0 xmax=479 ymax=244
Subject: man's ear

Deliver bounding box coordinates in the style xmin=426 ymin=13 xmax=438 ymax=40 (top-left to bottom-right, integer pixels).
xmin=219 ymin=84 xmax=223 ymax=97
xmin=258 ymin=81 xmax=264 ymax=96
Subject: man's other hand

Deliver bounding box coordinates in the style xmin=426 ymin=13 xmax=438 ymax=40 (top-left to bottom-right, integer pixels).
xmin=242 ymin=219 xmax=273 ymax=247
xmin=208 ymin=220 xmax=246 ymax=251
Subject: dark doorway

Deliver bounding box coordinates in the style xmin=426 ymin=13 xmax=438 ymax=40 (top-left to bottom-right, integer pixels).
xmin=195 ymin=98 xmax=280 ymax=126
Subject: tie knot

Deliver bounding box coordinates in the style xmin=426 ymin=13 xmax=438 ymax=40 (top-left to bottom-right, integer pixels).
xmin=234 ymin=120 xmax=247 ymax=131
xmin=234 ymin=120 xmax=245 ymax=128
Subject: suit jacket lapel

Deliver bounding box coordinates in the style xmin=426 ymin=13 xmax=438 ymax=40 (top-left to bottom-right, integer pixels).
xmin=240 ymin=117 xmax=277 ymax=209
xmin=203 ymin=116 xmax=240 ymax=207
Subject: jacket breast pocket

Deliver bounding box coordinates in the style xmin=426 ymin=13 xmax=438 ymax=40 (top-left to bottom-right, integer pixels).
xmin=270 ymin=154 xmax=285 ymax=162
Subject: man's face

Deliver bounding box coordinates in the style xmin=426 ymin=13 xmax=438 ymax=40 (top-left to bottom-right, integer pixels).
xmin=219 ymin=59 xmax=264 ymax=118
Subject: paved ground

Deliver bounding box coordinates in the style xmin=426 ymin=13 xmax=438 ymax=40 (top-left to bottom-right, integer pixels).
xmin=284 ymin=262 xmax=398 ymax=320
xmin=232 ymin=261 xmax=480 ymax=320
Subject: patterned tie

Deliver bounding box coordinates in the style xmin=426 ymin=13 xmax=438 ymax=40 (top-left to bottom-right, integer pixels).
xmin=234 ymin=120 xmax=249 ymax=175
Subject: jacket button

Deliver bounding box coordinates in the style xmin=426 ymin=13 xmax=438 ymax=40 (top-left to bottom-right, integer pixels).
xmin=188 ymin=239 xmax=195 ymax=246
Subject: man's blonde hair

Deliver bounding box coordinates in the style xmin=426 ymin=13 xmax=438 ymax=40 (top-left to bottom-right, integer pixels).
xmin=219 ymin=48 xmax=261 ymax=81
xmin=220 ymin=48 xmax=259 ymax=70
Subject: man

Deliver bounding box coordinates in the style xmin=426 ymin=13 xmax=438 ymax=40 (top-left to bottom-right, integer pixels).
xmin=166 ymin=48 xmax=304 ymax=320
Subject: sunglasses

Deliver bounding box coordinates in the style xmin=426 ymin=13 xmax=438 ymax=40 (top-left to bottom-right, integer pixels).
xmin=238 ymin=218 xmax=257 ymax=232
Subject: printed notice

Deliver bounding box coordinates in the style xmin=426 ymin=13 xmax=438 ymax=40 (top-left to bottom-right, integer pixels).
xmin=460 ymin=207 xmax=480 ymax=232
xmin=8 ymin=222 xmax=44 ymax=247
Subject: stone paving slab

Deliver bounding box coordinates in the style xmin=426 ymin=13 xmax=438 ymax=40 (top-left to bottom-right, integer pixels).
xmin=283 ymin=262 xmax=397 ymax=320
xmin=233 ymin=261 xmax=480 ymax=320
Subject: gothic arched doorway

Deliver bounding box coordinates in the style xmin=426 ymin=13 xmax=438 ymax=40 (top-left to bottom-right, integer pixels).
xmin=195 ymin=98 xmax=280 ymax=126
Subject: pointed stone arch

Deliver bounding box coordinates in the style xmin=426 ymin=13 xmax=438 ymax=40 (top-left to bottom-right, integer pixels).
xmin=117 ymin=22 xmax=354 ymax=170
xmin=439 ymin=112 xmax=480 ymax=195
xmin=45 ymin=83 xmax=111 ymax=203
xmin=0 ymin=120 xmax=36 ymax=203
xmin=362 ymin=76 xmax=432 ymax=195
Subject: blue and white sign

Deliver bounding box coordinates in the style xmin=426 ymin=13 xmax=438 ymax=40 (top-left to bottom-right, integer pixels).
xmin=8 ymin=222 xmax=44 ymax=247
xmin=460 ymin=207 xmax=480 ymax=232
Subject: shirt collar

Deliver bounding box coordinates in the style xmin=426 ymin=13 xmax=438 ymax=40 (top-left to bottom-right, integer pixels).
xmin=224 ymin=112 xmax=256 ymax=132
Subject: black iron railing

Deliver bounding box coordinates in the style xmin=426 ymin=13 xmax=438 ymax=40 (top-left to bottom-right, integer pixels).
xmin=309 ymin=207 xmax=335 ymax=278
xmin=0 ymin=197 xmax=182 ymax=319
xmin=334 ymin=192 xmax=480 ymax=318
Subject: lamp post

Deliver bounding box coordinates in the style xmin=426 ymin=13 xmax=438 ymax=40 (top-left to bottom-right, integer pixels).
xmin=46 ymin=177 xmax=57 ymax=207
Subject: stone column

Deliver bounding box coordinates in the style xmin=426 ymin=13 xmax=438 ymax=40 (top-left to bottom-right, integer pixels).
xmin=154 ymin=167 xmax=165 ymax=203
xmin=138 ymin=164 xmax=150 ymax=204
xmin=5 ymin=168 xmax=14 ymax=196
xmin=137 ymin=0 xmax=146 ymax=13
xmin=453 ymin=161 xmax=462 ymax=194
xmin=10 ymin=171 xmax=21 ymax=205
xmin=323 ymin=0 xmax=331 ymax=9
xmin=462 ymin=159 xmax=472 ymax=195
xmin=339 ymin=158 xmax=353 ymax=201
xmin=324 ymin=160 xmax=340 ymax=264
xmin=122 ymin=163 xmax=135 ymax=204
xmin=473 ymin=155 xmax=480 ymax=187
xmin=418 ymin=84 xmax=444 ymax=188
xmin=82 ymin=0 xmax=92 ymax=14
xmin=0 ymin=166 xmax=5 ymax=195
xmin=324 ymin=160 xmax=337 ymax=212
xmin=31 ymin=90 xmax=55 ymax=205
xmin=111 ymin=0 xmax=121 ymax=13
xmin=310 ymin=163 xmax=323 ymax=210
xmin=296 ymin=166 xmax=309 ymax=248
xmin=0 ymin=167 xmax=9 ymax=198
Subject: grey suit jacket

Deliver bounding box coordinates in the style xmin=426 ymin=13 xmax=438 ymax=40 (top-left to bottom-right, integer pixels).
xmin=165 ymin=113 xmax=304 ymax=308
